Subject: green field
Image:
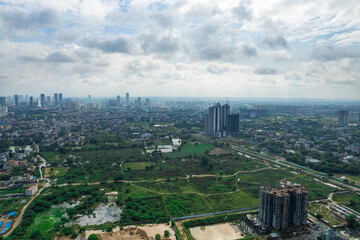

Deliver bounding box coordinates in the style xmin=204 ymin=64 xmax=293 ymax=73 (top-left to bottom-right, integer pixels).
xmin=0 ymin=197 xmax=29 ymax=213
xmin=26 ymin=208 xmax=65 ymax=239
xmin=309 ymin=203 xmax=345 ymax=226
xmin=333 ymin=192 xmax=360 ymax=212
xmin=123 ymin=162 xmax=155 ymax=170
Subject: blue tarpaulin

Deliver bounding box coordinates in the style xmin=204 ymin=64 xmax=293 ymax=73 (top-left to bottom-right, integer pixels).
xmin=8 ymin=211 xmax=16 ymax=217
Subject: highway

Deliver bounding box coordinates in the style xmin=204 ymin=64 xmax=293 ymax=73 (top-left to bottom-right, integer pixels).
xmin=231 ymin=145 xmax=360 ymax=192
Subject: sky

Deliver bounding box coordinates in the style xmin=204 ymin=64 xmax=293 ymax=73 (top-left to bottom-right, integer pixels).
xmin=0 ymin=0 xmax=360 ymax=99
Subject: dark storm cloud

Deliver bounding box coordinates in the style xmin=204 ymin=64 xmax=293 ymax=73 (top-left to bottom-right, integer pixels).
xmin=0 ymin=8 xmax=58 ymax=29
xmin=85 ymin=37 xmax=132 ymax=53
xmin=263 ymin=36 xmax=289 ymax=49
xmin=255 ymin=66 xmax=279 ymax=75
xmin=311 ymin=45 xmax=360 ymax=61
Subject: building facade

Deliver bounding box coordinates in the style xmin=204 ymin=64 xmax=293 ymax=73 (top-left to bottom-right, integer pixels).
xmin=338 ymin=110 xmax=349 ymax=126
xmin=259 ymin=183 xmax=308 ymax=230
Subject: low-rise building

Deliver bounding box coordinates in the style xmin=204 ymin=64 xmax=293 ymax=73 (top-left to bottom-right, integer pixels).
xmin=25 ymin=185 xmax=38 ymax=196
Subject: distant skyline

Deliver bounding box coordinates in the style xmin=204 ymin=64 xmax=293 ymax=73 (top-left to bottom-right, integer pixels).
xmin=1 ymin=0 xmax=360 ymax=98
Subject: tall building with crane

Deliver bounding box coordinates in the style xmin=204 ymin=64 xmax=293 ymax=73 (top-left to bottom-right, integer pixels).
xmin=259 ymin=182 xmax=308 ymax=230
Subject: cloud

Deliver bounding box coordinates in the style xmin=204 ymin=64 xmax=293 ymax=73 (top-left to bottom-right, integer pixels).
xmin=232 ymin=1 xmax=253 ymax=21
xmin=206 ymin=64 xmax=229 ymax=74
xmin=85 ymin=37 xmax=133 ymax=54
xmin=311 ymin=45 xmax=360 ymax=61
xmin=263 ymin=36 xmax=289 ymax=49
xmin=0 ymin=8 xmax=58 ymax=30
xmin=254 ymin=66 xmax=279 ymax=75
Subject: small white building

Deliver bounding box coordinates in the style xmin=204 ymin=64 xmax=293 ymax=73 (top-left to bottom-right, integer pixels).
xmin=25 ymin=185 xmax=38 ymax=196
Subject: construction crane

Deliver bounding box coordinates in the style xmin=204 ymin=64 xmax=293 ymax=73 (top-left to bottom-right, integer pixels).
xmin=281 ymin=171 xmax=312 ymax=230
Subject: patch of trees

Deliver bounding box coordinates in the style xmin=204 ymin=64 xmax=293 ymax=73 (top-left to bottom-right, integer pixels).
xmin=121 ymin=198 xmax=169 ymax=225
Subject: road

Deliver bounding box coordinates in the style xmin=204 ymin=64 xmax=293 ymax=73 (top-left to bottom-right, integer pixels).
xmin=37 ymin=155 xmax=47 ymax=180
xmin=3 ymin=182 xmax=48 ymax=238
xmin=231 ymin=145 xmax=360 ymax=192
xmin=4 ymin=156 xmax=51 ymax=238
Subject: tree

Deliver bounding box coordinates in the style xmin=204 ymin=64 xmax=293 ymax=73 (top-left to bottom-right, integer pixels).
xmin=315 ymin=213 xmax=323 ymax=219
xmin=164 ymin=230 xmax=170 ymax=237
xmin=88 ymin=234 xmax=99 ymax=240
xmin=106 ymin=226 xmax=113 ymax=232
xmin=345 ymin=214 xmax=357 ymax=228
xmin=155 ymin=233 xmax=161 ymax=240
xmin=30 ymin=229 xmax=42 ymax=239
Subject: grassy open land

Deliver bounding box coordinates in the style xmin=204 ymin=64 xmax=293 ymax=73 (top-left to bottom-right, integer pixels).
xmin=0 ymin=197 xmax=29 ymax=212
xmin=123 ymin=161 xmax=155 ymax=170
xmin=48 ymin=167 xmax=67 ymax=177
xmin=333 ymin=192 xmax=360 ymax=212
xmin=41 ymin=152 xmax=67 ymax=165
xmin=165 ymin=143 xmax=213 ymax=158
xmin=0 ymin=187 xmax=27 ymax=196
xmin=309 ymin=203 xmax=345 ymax=226
xmin=334 ymin=173 xmax=360 ymax=184
xmin=190 ymin=176 xmax=237 ymax=194
xmin=236 ymin=169 xmax=335 ymax=200
xmin=25 ymin=208 xmax=65 ymax=239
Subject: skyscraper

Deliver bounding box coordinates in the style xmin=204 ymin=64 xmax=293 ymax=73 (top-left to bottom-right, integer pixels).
xmin=46 ymin=96 xmax=51 ymax=106
xmin=54 ymin=93 xmax=58 ymax=106
xmin=226 ymin=114 xmax=239 ymax=134
xmin=14 ymin=95 xmax=19 ymax=107
xmin=116 ymin=95 xmax=121 ymax=106
xmin=40 ymin=94 xmax=45 ymax=107
xmin=29 ymin=96 xmax=34 ymax=108
xmin=135 ymin=97 xmax=142 ymax=109
xmin=88 ymin=94 xmax=91 ymax=101
xmin=126 ymin=93 xmax=129 ymax=106
xmin=59 ymin=93 xmax=63 ymax=106
xmin=338 ymin=110 xmax=349 ymax=126
xmin=0 ymin=97 xmax=6 ymax=107
xmin=204 ymin=102 xmax=231 ymax=137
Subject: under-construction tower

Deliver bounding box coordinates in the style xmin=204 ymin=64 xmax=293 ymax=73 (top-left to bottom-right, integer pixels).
xmin=259 ymin=183 xmax=308 ymax=230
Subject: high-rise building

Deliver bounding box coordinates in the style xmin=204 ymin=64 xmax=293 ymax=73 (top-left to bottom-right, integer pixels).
xmin=29 ymin=96 xmax=34 ymax=108
xmin=0 ymin=106 xmax=8 ymax=118
xmin=59 ymin=93 xmax=63 ymax=106
xmin=126 ymin=93 xmax=129 ymax=106
xmin=116 ymin=95 xmax=121 ymax=106
xmin=37 ymin=99 xmax=41 ymax=108
xmin=135 ymin=97 xmax=142 ymax=109
xmin=338 ymin=110 xmax=349 ymax=126
xmin=259 ymin=183 xmax=308 ymax=230
xmin=14 ymin=95 xmax=20 ymax=107
xmin=88 ymin=95 xmax=91 ymax=101
xmin=40 ymin=94 xmax=45 ymax=107
xmin=204 ymin=102 xmax=233 ymax=137
xmin=0 ymin=97 xmax=6 ymax=107
xmin=226 ymin=114 xmax=239 ymax=134
xmin=54 ymin=93 xmax=58 ymax=106
xmin=25 ymin=95 xmax=29 ymax=103
xmin=46 ymin=96 xmax=51 ymax=106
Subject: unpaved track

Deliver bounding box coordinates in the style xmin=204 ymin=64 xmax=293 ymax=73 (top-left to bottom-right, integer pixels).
xmin=4 ymin=183 xmax=47 ymax=238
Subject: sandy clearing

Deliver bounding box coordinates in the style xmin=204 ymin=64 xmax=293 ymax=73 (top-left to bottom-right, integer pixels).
xmin=190 ymin=223 xmax=243 ymax=240
xmin=85 ymin=224 xmax=175 ymax=240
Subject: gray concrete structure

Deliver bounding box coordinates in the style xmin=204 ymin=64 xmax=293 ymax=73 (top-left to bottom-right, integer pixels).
xmin=259 ymin=184 xmax=308 ymax=230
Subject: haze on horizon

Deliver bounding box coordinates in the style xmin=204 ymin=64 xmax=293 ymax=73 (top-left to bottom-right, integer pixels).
xmin=0 ymin=0 xmax=360 ymax=99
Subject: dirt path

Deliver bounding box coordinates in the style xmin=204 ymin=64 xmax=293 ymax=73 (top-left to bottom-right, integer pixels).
xmin=4 ymin=183 xmax=47 ymax=238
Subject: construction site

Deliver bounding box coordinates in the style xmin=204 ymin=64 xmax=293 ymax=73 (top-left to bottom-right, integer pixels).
xmin=259 ymin=182 xmax=309 ymax=230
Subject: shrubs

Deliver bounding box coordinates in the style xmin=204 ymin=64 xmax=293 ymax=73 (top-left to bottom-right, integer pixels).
xmin=183 ymin=213 xmax=247 ymax=229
